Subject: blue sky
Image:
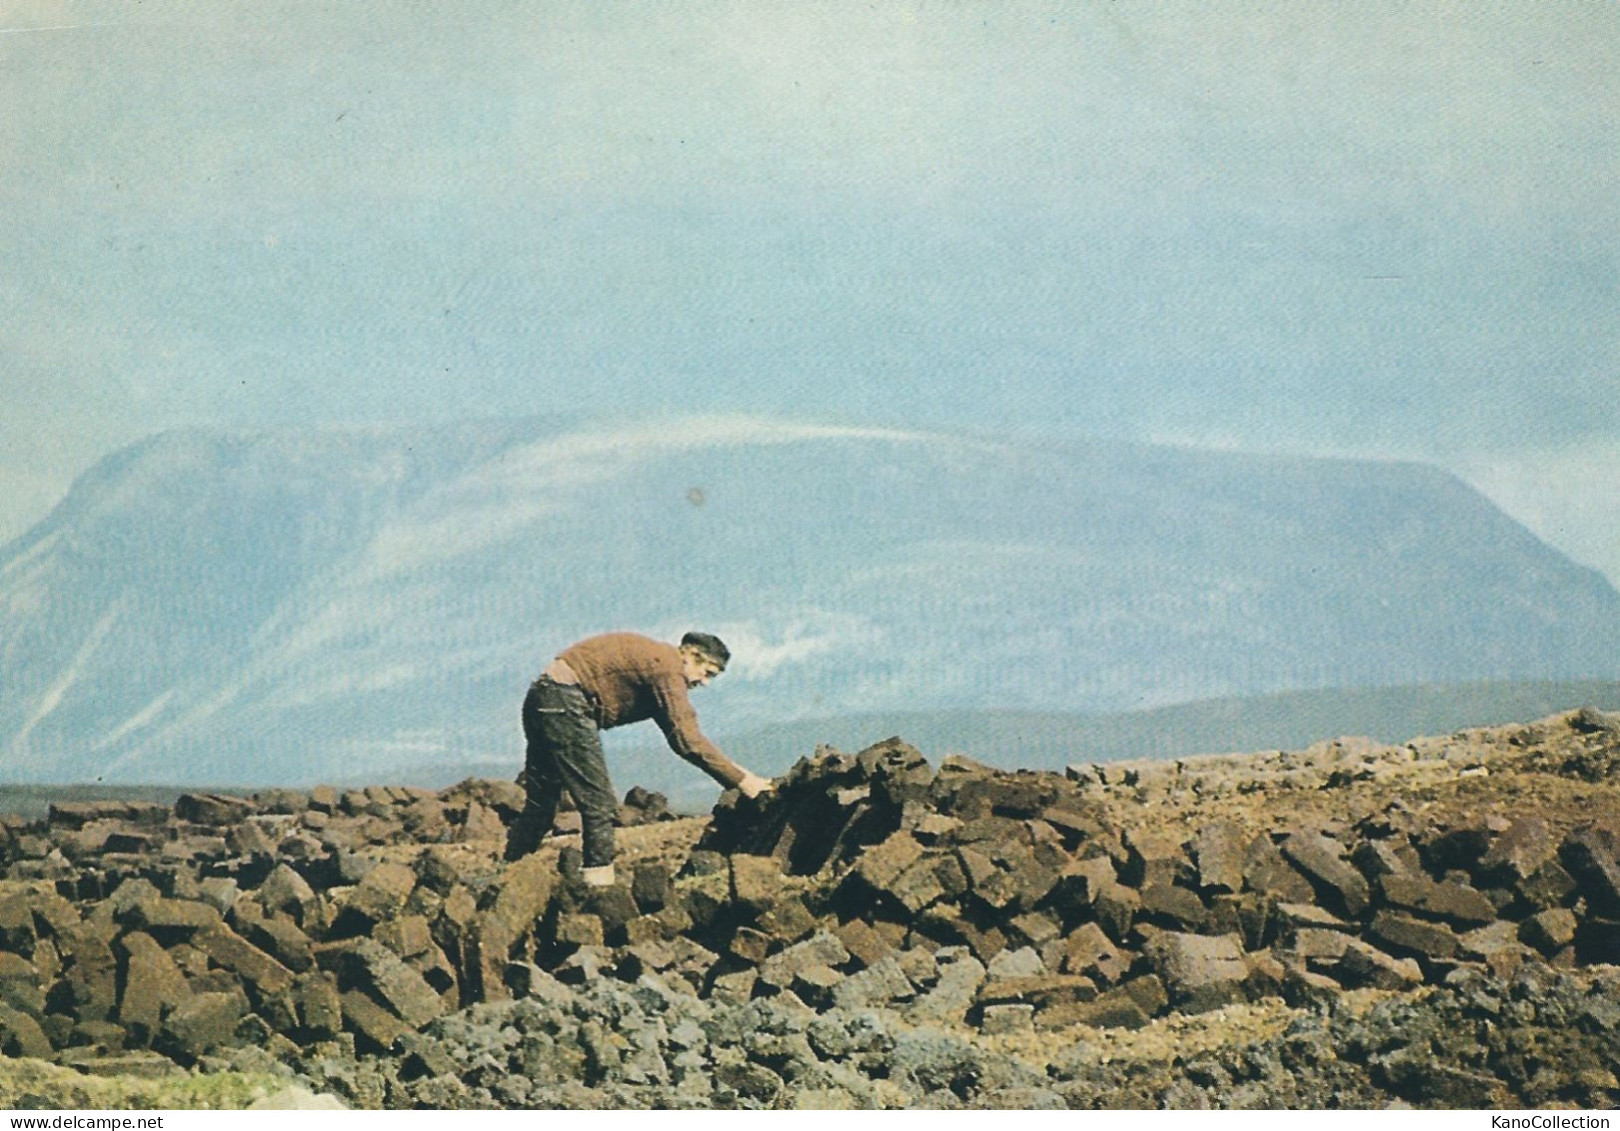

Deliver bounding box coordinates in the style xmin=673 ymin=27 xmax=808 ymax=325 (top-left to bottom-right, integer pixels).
xmin=3 ymin=2 xmax=1616 ymax=582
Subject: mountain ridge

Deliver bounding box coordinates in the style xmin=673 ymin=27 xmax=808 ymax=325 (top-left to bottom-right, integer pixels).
xmin=4 ymin=417 xmax=1618 ymax=785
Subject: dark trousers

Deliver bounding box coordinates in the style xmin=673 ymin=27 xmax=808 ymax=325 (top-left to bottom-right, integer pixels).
xmin=509 ymin=678 xmax=618 ymax=867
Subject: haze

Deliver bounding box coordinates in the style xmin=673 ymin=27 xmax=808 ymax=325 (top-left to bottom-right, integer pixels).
xmin=2 ymin=2 xmax=1615 ymax=581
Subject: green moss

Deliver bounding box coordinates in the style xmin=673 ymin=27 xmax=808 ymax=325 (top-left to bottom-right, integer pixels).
xmin=0 ymin=1055 xmax=290 ymax=1110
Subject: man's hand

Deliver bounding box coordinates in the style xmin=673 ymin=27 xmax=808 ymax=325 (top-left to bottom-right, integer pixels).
xmin=736 ymin=771 xmax=773 ymax=799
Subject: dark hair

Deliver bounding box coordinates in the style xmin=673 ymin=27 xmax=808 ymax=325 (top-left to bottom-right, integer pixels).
xmin=680 ymin=631 xmax=730 ymax=668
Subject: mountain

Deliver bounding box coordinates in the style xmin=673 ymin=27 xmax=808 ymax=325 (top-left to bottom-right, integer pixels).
xmin=3 ymin=416 xmax=1619 ymax=786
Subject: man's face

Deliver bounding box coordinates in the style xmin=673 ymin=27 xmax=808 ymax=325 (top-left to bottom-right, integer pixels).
xmin=680 ymin=647 xmax=724 ymax=688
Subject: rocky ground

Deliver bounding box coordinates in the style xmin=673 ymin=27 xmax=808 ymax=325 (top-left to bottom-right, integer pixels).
xmin=0 ymin=707 xmax=1617 ymax=1109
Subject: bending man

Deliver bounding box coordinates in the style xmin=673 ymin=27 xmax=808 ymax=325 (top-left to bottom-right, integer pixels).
xmin=506 ymin=630 xmax=772 ymax=884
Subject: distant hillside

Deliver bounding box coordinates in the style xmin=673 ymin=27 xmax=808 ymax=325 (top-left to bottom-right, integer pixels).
xmin=707 ymin=679 xmax=1620 ymax=770
xmin=4 ymin=417 xmax=1619 ymax=786
xmin=3 ymin=682 xmax=1616 ymax=817
xmin=0 ymin=783 xmax=196 ymax=822
xmin=472 ymin=680 xmax=1620 ymax=810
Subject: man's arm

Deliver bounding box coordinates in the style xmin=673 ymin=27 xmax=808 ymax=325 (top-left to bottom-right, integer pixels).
xmin=650 ymin=676 xmax=751 ymax=789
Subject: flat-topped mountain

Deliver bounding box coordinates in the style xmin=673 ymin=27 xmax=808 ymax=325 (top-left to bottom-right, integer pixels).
xmin=3 ymin=416 xmax=1618 ymax=785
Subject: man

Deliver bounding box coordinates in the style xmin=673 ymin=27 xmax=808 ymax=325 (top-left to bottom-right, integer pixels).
xmin=506 ymin=630 xmax=772 ymax=885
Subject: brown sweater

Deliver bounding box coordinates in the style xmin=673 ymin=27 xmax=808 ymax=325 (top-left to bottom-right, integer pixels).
xmin=556 ymin=633 xmax=745 ymax=788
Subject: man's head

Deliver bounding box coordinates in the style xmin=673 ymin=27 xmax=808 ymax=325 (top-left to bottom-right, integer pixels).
xmin=678 ymin=631 xmax=729 ymax=688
